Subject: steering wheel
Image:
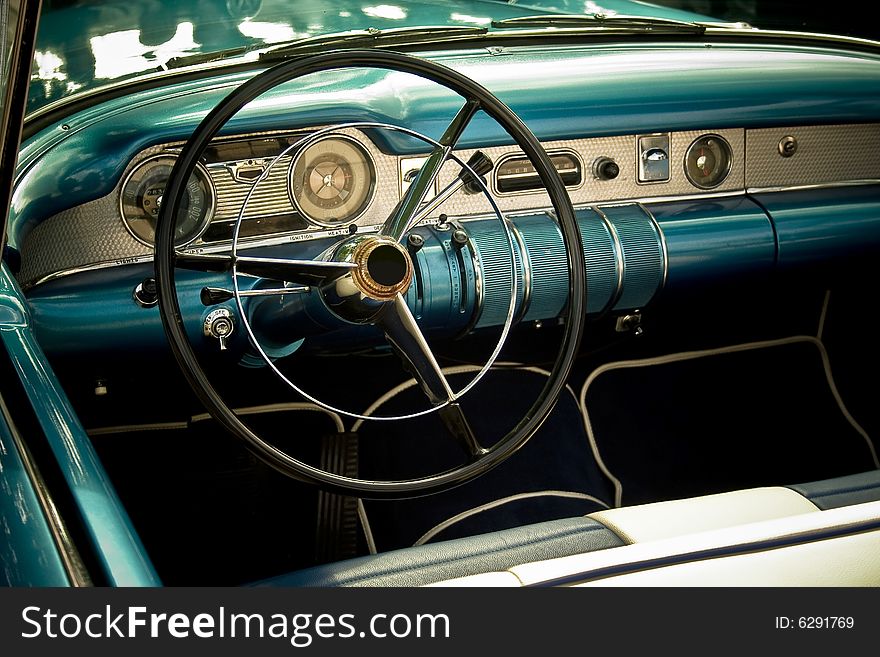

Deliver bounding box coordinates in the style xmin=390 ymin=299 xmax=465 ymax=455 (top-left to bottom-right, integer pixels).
xmin=154 ymin=50 xmax=586 ymax=498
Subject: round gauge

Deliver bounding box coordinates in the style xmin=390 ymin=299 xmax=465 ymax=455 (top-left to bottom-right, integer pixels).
xmin=120 ymin=155 xmax=215 ymax=247
xmin=684 ymin=134 xmax=733 ymax=189
xmin=289 ymin=136 xmax=375 ymax=227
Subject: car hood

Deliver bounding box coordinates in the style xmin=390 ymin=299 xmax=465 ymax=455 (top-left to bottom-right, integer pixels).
xmin=29 ymin=0 xmax=713 ymax=114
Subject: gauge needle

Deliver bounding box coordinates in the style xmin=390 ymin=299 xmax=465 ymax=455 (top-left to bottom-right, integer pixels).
xmin=311 ymin=164 xmax=345 ymax=194
xmin=697 ymin=149 xmax=709 ymax=175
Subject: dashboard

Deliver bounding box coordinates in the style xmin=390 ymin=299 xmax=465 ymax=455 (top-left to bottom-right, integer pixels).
xmin=10 ymin=42 xmax=880 ymax=360
xmin=16 ymin=122 xmax=880 ymax=290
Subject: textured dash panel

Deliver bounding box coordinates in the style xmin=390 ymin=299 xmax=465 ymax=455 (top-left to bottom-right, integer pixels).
xmin=746 ymin=124 xmax=880 ymax=189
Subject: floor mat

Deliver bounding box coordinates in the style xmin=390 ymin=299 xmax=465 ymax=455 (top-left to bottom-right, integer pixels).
xmin=583 ymin=337 xmax=877 ymax=506
xmin=358 ymin=368 xmax=612 ymax=552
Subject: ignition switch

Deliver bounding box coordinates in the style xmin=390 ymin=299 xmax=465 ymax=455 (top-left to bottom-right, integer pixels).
xmin=204 ymin=308 xmax=235 ymax=350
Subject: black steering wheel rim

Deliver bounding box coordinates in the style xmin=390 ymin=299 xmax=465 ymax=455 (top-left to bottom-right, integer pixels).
xmin=155 ymin=49 xmax=586 ymax=498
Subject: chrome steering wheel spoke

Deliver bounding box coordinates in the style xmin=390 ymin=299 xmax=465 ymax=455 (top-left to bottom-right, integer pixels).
xmin=175 ymin=252 xmax=356 ymax=286
xmin=380 ymin=98 xmax=481 ymax=241
xmin=378 ymin=294 xmax=486 ymax=459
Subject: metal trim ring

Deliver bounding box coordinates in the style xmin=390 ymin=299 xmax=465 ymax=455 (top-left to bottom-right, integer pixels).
xmin=287 ymin=133 xmax=378 ymax=228
xmin=119 ymin=154 xmax=216 ymax=248
xmin=683 ymin=133 xmax=734 ymax=190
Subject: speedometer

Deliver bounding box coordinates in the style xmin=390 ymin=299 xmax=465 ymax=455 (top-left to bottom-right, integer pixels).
xmin=120 ymin=154 xmax=215 ymax=247
xmin=289 ymin=135 xmax=375 ymax=227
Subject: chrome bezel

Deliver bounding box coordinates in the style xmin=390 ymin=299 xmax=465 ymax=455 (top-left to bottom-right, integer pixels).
xmin=119 ymin=154 xmax=216 ymax=248
xmin=287 ymin=133 xmax=377 ymax=228
xmin=492 ymin=147 xmax=584 ymax=197
xmin=683 ymin=134 xmax=733 ymax=190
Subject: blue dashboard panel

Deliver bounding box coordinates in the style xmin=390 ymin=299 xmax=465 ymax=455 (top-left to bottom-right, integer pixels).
xmin=649 ymin=196 xmax=777 ymax=292
xmin=11 ymin=42 xmax=880 ymax=250
xmin=751 ymin=186 xmax=880 ymax=270
xmin=22 ymin=198 xmax=772 ymax=359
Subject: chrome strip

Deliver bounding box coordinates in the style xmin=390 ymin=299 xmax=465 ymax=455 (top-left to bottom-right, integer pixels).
xmin=637 ymin=202 xmax=669 ymax=291
xmin=592 ymin=206 xmax=625 ymax=314
xmin=21 ymin=177 xmax=878 ymax=291
xmin=746 ymin=180 xmax=880 ymax=194
xmin=509 ymin=219 xmax=531 ymax=323
xmin=0 ymin=394 xmax=92 ymax=586
xmin=456 ymin=219 xmax=485 ymax=338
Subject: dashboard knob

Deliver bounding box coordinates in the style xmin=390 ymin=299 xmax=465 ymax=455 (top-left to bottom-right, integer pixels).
xmin=204 ymin=308 xmax=235 ymax=351
xmin=593 ymin=157 xmax=620 ymax=180
xmin=133 ymin=277 xmax=158 ymax=307
xmin=459 ymin=150 xmax=494 ymax=194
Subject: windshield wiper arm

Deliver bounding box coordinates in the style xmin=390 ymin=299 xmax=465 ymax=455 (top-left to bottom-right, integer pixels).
xmin=490 ymin=13 xmax=707 ymax=34
xmin=162 ymin=26 xmax=487 ymax=71
xmin=259 ymin=26 xmax=488 ymax=62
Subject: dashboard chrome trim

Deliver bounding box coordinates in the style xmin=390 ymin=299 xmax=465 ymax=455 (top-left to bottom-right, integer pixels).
xmin=19 ymin=116 xmax=880 ymax=292
xmin=683 ymin=133 xmax=734 ymax=190
xmin=592 ymin=206 xmax=625 ymax=315
xmin=637 ymin=203 xmax=669 ymax=293
xmin=17 ymin=178 xmax=859 ymax=291
xmin=508 ymin=220 xmax=531 ymax=323
xmin=746 ymin=179 xmax=880 ymax=194
xmin=492 ymin=147 xmax=584 ymax=197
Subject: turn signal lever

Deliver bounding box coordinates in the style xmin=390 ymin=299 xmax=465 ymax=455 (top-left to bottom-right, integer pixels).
xmin=408 ymin=151 xmax=494 ymax=229
xmin=458 ymin=150 xmax=494 ymax=194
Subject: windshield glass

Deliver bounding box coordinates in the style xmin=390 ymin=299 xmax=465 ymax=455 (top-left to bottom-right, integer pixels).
xmin=31 ymin=0 xmax=877 ymax=116
xmin=28 ymin=0 xmax=718 ymax=114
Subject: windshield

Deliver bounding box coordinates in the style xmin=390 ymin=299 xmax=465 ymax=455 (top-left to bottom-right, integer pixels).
xmin=28 ymin=0 xmax=717 ymax=114
xmin=29 ymin=0 xmax=879 ymax=116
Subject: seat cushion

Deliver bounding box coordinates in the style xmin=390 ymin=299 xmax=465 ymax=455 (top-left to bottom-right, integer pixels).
xmin=252 ymin=516 xmax=623 ymax=587
xmin=788 ymin=469 xmax=880 ymax=510
xmin=587 ymin=487 xmax=819 ymax=543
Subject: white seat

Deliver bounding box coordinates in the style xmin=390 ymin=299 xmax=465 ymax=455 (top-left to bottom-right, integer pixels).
xmin=429 ymin=488 xmax=880 ymax=586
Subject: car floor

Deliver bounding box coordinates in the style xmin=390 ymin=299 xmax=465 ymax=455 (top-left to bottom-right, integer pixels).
xmin=83 ymin=279 xmax=879 ymax=584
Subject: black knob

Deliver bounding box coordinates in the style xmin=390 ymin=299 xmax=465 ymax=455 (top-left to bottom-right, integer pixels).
xmin=133 ymin=277 xmax=158 ymax=307
xmin=593 ymin=157 xmax=620 ymax=181
xmin=200 ymin=287 xmax=234 ymax=306
xmin=459 ymin=150 xmax=494 ymax=194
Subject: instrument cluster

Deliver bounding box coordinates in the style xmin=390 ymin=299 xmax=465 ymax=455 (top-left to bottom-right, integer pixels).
xmin=118 ymin=130 xmax=382 ymax=248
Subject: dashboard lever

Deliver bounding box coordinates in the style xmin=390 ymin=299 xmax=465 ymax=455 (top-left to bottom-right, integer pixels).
xmin=407 ymin=151 xmax=494 ymax=230
xmin=199 ymin=286 xmax=312 ymax=306
xmin=458 ymin=150 xmax=494 ymax=194
xmin=200 ymin=286 xmax=310 ymax=306
xmin=204 ymin=308 xmax=234 ymax=350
